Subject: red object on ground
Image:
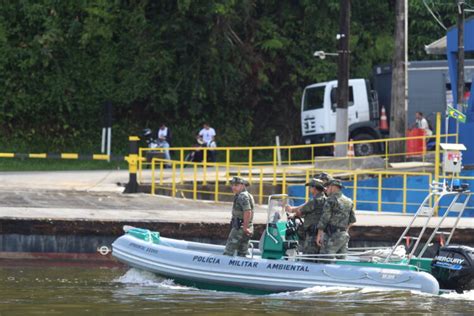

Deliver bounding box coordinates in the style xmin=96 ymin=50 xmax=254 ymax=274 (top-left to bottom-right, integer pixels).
xmin=407 ymin=128 xmax=426 ymax=156
xmin=379 ymin=106 xmax=389 ymax=131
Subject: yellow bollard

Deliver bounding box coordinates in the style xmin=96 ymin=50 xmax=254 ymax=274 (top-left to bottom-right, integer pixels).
xmin=259 ymin=169 xmax=264 ymax=205
xmin=124 ymin=136 xmax=139 ymax=193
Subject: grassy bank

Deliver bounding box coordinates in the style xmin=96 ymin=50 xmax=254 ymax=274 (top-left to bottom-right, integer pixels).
xmin=0 ymin=159 xmax=127 ymax=172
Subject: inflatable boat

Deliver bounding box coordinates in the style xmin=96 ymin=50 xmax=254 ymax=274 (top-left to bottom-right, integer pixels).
xmin=112 ymin=227 xmax=440 ymax=294
xmin=112 ymin=184 xmax=470 ymax=295
xmin=114 ymin=179 xmax=474 ymax=294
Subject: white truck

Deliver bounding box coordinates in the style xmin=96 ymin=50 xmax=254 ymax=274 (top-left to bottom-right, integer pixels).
xmin=301 ymin=78 xmax=382 ymax=156
xmin=301 ymin=60 xmax=474 ymax=156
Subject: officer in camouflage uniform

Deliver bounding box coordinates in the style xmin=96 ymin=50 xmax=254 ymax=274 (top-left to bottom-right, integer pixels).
xmin=223 ymin=176 xmax=255 ymax=257
xmin=315 ymin=172 xmax=333 ymax=185
xmin=316 ymin=179 xmax=356 ymax=259
xmin=285 ymin=178 xmax=326 ymax=254
xmin=315 ymin=172 xmax=334 ymax=196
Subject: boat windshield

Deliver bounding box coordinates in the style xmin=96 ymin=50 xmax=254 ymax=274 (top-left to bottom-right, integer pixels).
xmin=267 ymin=194 xmax=289 ymax=224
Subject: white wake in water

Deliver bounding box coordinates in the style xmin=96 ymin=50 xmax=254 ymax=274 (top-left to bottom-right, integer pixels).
xmin=113 ymin=268 xmax=474 ymax=301
xmin=269 ymin=285 xmax=360 ymax=297
xmin=273 ymin=285 xmax=474 ymax=301
xmin=113 ymin=268 xmax=196 ymax=291
xmin=440 ymin=290 xmax=474 ymax=301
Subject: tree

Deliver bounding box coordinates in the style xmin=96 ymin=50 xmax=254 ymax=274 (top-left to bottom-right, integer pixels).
xmin=389 ymin=0 xmax=406 ymax=162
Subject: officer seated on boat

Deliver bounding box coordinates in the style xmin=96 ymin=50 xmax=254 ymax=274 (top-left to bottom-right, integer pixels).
xmin=316 ymin=179 xmax=356 ymax=260
xmin=223 ymin=176 xmax=255 ymax=257
xmin=285 ymin=178 xmax=326 ymax=255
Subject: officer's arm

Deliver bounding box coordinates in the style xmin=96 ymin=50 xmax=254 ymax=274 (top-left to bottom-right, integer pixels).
xmin=316 ymin=200 xmax=332 ymax=246
xmin=347 ymin=208 xmax=356 ymax=231
xmin=242 ymin=210 xmax=252 ymax=235
xmin=317 ymin=199 xmax=331 ymax=231
xmin=289 ymin=200 xmax=312 ymax=217
xmin=285 ymin=204 xmax=303 ymax=215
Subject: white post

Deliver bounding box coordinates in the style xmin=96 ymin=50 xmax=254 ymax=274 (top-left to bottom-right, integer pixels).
xmin=275 ymin=136 xmax=282 ymax=166
xmin=106 ymin=127 xmax=112 ymax=162
xmin=101 ymin=127 xmax=106 ymax=153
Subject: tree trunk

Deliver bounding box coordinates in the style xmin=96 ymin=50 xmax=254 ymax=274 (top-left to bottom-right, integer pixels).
xmin=389 ymin=0 xmax=406 ymax=163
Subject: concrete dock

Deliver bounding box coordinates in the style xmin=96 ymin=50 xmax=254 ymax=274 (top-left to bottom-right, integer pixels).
xmin=0 ymin=170 xmax=473 ymax=261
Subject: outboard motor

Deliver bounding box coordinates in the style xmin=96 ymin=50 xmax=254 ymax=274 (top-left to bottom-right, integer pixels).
xmin=431 ymin=245 xmax=474 ymax=293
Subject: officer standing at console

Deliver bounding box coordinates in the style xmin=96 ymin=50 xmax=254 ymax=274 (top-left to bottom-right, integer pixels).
xmin=223 ymin=176 xmax=255 ymax=257
xmin=285 ymin=178 xmax=326 ymax=254
xmin=316 ymin=180 xmax=356 ymax=259
xmin=315 ymin=172 xmax=333 ymax=196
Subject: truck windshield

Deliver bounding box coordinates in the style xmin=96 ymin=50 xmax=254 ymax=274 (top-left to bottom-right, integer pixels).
xmin=303 ymin=86 xmax=325 ymax=111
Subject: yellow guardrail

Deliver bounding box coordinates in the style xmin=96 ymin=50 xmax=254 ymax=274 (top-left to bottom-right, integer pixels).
xmin=137 ymin=130 xmax=457 ymax=185
xmin=148 ymin=156 xmax=474 ymax=214
xmin=150 ymin=158 xmax=275 ymax=205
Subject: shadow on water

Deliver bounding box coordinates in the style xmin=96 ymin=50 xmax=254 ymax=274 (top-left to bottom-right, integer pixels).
xmin=1 ymin=264 xmax=474 ymax=315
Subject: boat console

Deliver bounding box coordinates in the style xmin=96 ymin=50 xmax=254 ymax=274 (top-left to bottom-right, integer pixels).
xmin=260 ymin=195 xmax=301 ymax=259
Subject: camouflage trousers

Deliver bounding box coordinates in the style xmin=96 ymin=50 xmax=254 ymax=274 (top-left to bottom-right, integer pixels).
xmin=321 ymin=231 xmax=350 ymax=259
xmin=302 ymin=230 xmax=320 ymax=255
xmin=223 ymin=228 xmax=252 ymax=257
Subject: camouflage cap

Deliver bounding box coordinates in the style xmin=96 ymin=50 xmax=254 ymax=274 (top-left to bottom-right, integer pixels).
xmin=305 ymin=178 xmax=325 ymax=190
xmin=315 ymin=172 xmax=334 ymax=182
xmin=230 ymin=176 xmax=249 ymax=186
xmin=327 ymin=179 xmax=344 ymax=189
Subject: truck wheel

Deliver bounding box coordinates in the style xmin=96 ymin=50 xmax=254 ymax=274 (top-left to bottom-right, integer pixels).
xmin=352 ymin=134 xmax=377 ymax=156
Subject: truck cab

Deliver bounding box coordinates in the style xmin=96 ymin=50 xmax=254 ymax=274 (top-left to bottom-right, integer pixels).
xmin=301 ymin=78 xmax=382 ymax=156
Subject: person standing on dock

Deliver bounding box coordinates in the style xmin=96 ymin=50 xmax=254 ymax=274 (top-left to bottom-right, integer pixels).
xmin=223 ymin=176 xmax=255 ymax=257
xmin=285 ymin=178 xmax=326 ymax=255
xmin=316 ymin=180 xmax=356 ymax=259
xmin=414 ymin=112 xmax=432 ymax=136
xmin=157 ymin=123 xmax=172 ymax=166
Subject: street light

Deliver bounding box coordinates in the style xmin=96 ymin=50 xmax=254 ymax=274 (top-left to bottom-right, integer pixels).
xmin=313 ymin=50 xmax=339 ymax=60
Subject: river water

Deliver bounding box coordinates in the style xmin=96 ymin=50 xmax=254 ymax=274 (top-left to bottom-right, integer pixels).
xmin=1 ymin=263 xmax=473 ymax=315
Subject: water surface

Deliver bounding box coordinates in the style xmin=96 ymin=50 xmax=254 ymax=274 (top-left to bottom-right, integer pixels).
xmin=1 ymin=263 xmax=473 ymax=315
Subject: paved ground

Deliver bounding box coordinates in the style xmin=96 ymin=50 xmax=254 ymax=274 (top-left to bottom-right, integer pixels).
xmin=0 ymin=170 xmax=473 ymax=229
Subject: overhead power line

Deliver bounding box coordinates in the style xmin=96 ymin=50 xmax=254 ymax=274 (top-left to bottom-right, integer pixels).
xmin=423 ymin=0 xmax=447 ymax=30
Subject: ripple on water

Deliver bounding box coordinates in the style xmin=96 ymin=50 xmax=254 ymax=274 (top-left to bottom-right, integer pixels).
xmin=113 ymin=268 xmax=197 ymax=291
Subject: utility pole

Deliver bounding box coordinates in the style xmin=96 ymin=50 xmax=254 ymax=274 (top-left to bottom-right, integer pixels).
xmin=389 ymin=0 xmax=407 ymax=162
xmin=334 ymin=0 xmax=351 ymax=157
xmin=457 ymin=0 xmax=465 ymax=110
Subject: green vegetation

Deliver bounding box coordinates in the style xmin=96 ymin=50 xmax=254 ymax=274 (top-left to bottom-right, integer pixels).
xmin=0 ymin=0 xmax=458 ymax=158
